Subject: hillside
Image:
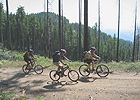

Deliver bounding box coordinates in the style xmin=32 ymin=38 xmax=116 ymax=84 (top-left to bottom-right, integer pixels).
xmin=0 ymin=7 xmax=136 ymax=62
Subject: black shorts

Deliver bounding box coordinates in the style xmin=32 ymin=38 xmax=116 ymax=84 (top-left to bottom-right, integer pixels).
xmin=84 ymin=59 xmax=93 ymax=64
xmin=24 ymin=58 xmax=31 ymax=63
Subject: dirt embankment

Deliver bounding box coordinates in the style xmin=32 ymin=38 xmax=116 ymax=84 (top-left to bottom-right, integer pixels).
xmin=0 ymin=67 xmax=140 ymax=100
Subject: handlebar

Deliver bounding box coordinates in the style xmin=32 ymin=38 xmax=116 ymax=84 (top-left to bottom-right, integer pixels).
xmin=32 ymin=58 xmax=37 ymax=62
xmin=64 ymin=61 xmax=71 ymax=66
xmin=94 ymin=58 xmax=101 ymax=63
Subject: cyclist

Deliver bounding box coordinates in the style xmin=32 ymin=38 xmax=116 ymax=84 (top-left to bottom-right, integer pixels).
xmin=84 ymin=47 xmax=100 ymax=73
xmin=23 ymin=49 xmax=36 ymax=69
xmin=53 ymin=49 xmax=70 ymax=76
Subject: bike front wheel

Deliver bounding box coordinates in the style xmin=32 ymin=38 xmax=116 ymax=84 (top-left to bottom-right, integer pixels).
xmin=49 ymin=70 xmax=60 ymax=81
xmin=79 ymin=64 xmax=90 ymax=76
xmin=68 ymin=70 xmax=79 ymax=82
xmin=96 ymin=64 xmax=109 ymax=77
xmin=34 ymin=65 xmax=43 ymax=74
xmin=22 ymin=64 xmax=31 ymax=74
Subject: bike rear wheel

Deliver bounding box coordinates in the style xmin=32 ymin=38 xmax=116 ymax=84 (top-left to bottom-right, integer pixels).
xmin=68 ymin=70 xmax=79 ymax=82
xmin=34 ymin=65 xmax=43 ymax=74
xmin=96 ymin=64 xmax=109 ymax=77
xmin=79 ymin=64 xmax=90 ymax=76
xmin=49 ymin=70 xmax=60 ymax=81
xmin=22 ymin=64 xmax=31 ymax=74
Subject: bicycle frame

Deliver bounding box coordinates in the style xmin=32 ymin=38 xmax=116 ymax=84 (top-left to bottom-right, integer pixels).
xmin=63 ymin=62 xmax=71 ymax=72
xmin=29 ymin=59 xmax=37 ymax=68
xmin=88 ymin=60 xmax=100 ymax=71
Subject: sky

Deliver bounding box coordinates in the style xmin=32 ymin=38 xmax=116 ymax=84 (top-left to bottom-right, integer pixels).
xmin=1 ymin=0 xmax=140 ymax=41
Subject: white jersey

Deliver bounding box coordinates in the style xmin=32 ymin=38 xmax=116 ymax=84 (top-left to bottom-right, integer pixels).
xmin=84 ymin=50 xmax=95 ymax=60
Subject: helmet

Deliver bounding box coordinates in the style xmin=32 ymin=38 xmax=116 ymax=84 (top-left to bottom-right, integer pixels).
xmin=60 ymin=49 xmax=66 ymax=53
xmin=91 ymin=47 xmax=96 ymax=50
xmin=30 ymin=49 xmax=34 ymax=53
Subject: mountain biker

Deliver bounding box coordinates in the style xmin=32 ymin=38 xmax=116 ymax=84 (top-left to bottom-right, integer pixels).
xmin=23 ymin=49 xmax=36 ymax=69
xmin=53 ymin=49 xmax=70 ymax=76
xmin=84 ymin=47 xmax=100 ymax=73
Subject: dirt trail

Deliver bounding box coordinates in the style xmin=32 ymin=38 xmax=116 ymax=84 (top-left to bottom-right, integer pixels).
xmin=0 ymin=67 xmax=140 ymax=100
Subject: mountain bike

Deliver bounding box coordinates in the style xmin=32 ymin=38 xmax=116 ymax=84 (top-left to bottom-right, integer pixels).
xmin=22 ymin=59 xmax=43 ymax=74
xmin=49 ymin=62 xmax=79 ymax=82
xmin=79 ymin=59 xmax=109 ymax=77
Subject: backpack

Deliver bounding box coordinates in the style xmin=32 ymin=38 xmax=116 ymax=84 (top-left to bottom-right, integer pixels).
xmin=52 ymin=51 xmax=60 ymax=58
xmin=23 ymin=52 xmax=28 ymax=57
xmin=82 ymin=51 xmax=88 ymax=58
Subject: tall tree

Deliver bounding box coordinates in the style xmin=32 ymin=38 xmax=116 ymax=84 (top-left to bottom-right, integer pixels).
xmin=79 ymin=0 xmax=82 ymax=60
xmin=47 ymin=0 xmax=50 ymax=58
xmin=84 ymin=0 xmax=88 ymax=51
xmin=132 ymin=1 xmax=137 ymax=62
xmin=59 ymin=0 xmax=61 ymax=50
xmin=98 ymin=0 xmax=100 ymax=55
xmin=61 ymin=0 xmax=64 ymax=48
xmin=6 ymin=0 xmax=12 ymax=52
xmin=116 ymin=0 xmax=120 ymax=62
xmin=0 ymin=3 xmax=4 ymax=51
xmin=16 ymin=6 xmax=25 ymax=52
xmin=44 ymin=0 xmax=47 ymax=58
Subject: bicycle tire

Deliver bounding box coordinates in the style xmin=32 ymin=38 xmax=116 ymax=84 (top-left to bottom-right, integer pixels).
xmin=49 ymin=70 xmax=60 ymax=81
xmin=79 ymin=64 xmax=90 ymax=76
xmin=68 ymin=70 xmax=79 ymax=82
xmin=34 ymin=65 xmax=43 ymax=74
xmin=96 ymin=64 xmax=109 ymax=77
xmin=22 ymin=64 xmax=31 ymax=74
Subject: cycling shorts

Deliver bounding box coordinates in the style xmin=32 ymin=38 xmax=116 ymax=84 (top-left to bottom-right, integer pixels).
xmin=24 ymin=58 xmax=31 ymax=63
xmin=53 ymin=62 xmax=62 ymax=67
xmin=84 ymin=59 xmax=93 ymax=64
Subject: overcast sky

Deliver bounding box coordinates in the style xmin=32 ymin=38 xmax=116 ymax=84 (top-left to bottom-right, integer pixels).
xmin=1 ymin=0 xmax=140 ymax=41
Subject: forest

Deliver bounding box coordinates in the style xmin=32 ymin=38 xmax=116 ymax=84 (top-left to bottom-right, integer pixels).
xmin=0 ymin=4 xmax=139 ymax=62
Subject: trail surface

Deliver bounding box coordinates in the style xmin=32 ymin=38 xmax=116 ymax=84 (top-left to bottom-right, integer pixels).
xmin=0 ymin=67 xmax=140 ymax=100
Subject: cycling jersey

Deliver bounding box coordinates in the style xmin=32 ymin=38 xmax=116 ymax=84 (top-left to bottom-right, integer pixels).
xmin=84 ymin=50 xmax=95 ymax=60
xmin=53 ymin=52 xmax=65 ymax=62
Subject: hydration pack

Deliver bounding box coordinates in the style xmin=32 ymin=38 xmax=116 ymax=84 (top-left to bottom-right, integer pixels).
xmin=82 ymin=51 xmax=88 ymax=58
xmin=52 ymin=51 xmax=60 ymax=58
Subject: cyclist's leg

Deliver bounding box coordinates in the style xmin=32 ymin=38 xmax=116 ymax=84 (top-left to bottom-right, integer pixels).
xmin=91 ymin=61 xmax=95 ymax=71
xmin=24 ymin=58 xmax=30 ymax=67
xmin=53 ymin=62 xmax=63 ymax=73
xmin=85 ymin=59 xmax=92 ymax=70
xmin=29 ymin=59 xmax=34 ymax=68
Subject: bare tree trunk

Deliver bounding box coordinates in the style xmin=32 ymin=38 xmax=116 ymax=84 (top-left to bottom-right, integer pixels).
xmin=132 ymin=1 xmax=137 ymax=62
xmin=44 ymin=0 xmax=47 ymax=58
xmin=79 ymin=0 xmax=82 ymax=61
xmin=98 ymin=0 xmax=100 ymax=55
xmin=61 ymin=0 xmax=64 ymax=48
xmin=59 ymin=0 xmax=61 ymax=50
xmin=33 ymin=20 xmax=35 ymax=52
xmin=84 ymin=0 xmax=88 ymax=51
xmin=49 ymin=17 xmax=52 ymax=58
xmin=21 ymin=11 xmax=24 ymax=52
xmin=0 ymin=4 xmax=4 ymax=52
xmin=136 ymin=29 xmax=139 ymax=61
xmin=116 ymin=0 xmax=120 ymax=62
xmin=6 ymin=0 xmax=12 ymax=52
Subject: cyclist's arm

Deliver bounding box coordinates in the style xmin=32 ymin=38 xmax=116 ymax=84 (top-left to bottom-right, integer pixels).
xmin=90 ymin=56 xmax=96 ymax=60
xmin=60 ymin=59 xmax=65 ymax=65
xmin=64 ymin=56 xmax=70 ymax=61
xmin=93 ymin=53 xmax=100 ymax=59
xmin=30 ymin=53 xmax=35 ymax=59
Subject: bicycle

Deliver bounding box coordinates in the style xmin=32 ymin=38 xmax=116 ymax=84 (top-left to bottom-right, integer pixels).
xmin=79 ymin=59 xmax=109 ymax=77
xmin=49 ymin=62 xmax=79 ymax=82
xmin=22 ymin=59 xmax=43 ymax=74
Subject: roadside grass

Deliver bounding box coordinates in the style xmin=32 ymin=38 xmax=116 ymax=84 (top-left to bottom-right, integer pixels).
xmin=106 ymin=61 xmax=140 ymax=73
xmin=0 ymin=49 xmax=140 ymax=73
xmin=0 ymin=90 xmax=78 ymax=100
xmin=0 ymin=90 xmax=26 ymax=100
